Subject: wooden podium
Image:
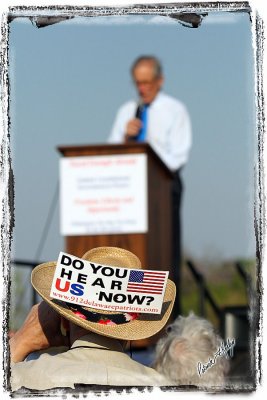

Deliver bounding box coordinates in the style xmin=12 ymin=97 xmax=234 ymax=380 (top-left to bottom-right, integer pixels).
xmin=58 ymin=143 xmax=174 ymax=275
xmin=58 ymin=143 xmax=175 ymax=346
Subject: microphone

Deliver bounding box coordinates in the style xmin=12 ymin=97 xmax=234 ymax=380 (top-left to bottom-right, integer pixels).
xmin=129 ymin=102 xmax=148 ymax=142
xmin=135 ymin=103 xmax=143 ymax=120
xmin=128 ymin=103 xmax=143 ymax=142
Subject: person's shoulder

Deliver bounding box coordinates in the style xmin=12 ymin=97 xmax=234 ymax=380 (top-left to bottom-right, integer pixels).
xmin=117 ymin=99 xmax=137 ymax=115
xmin=109 ymin=356 xmax=173 ymax=386
xmin=159 ymin=92 xmax=187 ymax=111
xmin=142 ymin=364 xmax=173 ymax=385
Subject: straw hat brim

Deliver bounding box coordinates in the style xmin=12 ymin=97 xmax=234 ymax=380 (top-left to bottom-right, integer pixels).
xmin=31 ymin=261 xmax=176 ymax=341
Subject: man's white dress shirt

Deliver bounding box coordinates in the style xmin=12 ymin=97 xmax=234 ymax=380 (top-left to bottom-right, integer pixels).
xmin=108 ymin=92 xmax=192 ymax=172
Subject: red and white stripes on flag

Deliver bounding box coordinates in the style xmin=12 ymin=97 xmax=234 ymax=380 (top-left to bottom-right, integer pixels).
xmin=127 ymin=270 xmax=167 ymax=295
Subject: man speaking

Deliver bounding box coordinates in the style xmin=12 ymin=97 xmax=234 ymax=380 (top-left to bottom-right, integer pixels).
xmin=108 ymin=56 xmax=192 ymax=315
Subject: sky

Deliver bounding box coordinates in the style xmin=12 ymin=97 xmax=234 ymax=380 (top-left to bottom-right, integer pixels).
xmin=8 ymin=7 xmax=256 ymax=264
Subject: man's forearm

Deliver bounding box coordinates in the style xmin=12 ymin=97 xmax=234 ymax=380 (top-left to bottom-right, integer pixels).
xmin=9 ymin=332 xmax=33 ymax=363
xmin=9 ymin=302 xmax=70 ymax=363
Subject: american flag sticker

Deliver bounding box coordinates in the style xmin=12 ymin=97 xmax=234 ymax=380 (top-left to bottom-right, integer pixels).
xmin=127 ymin=270 xmax=168 ymax=295
xmin=50 ymin=252 xmax=170 ymax=314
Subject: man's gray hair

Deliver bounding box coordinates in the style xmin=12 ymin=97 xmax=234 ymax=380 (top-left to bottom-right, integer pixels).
xmin=152 ymin=312 xmax=230 ymax=388
xmin=131 ymin=56 xmax=163 ymax=78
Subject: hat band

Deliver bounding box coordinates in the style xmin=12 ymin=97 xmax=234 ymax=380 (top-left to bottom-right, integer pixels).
xmin=63 ymin=302 xmax=140 ymax=325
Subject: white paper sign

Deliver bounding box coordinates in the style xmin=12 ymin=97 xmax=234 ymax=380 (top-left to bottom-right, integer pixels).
xmin=50 ymin=252 xmax=169 ymax=314
xmin=60 ymin=154 xmax=148 ymax=235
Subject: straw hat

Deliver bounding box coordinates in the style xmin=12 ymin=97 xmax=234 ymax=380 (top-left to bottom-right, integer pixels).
xmin=31 ymin=247 xmax=176 ymax=341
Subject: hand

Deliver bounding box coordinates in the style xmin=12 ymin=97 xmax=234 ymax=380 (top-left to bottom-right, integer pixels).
xmin=9 ymin=301 xmax=69 ymax=363
xmin=125 ymin=118 xmax=142 ymax=140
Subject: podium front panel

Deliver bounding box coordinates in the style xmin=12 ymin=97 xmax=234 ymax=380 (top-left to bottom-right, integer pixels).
xmin=59 ymin=154 xmax=148 ymax=236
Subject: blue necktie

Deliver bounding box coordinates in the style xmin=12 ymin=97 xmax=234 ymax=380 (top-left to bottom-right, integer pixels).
xmin=136 ymin=104 xmax=148 ymax=142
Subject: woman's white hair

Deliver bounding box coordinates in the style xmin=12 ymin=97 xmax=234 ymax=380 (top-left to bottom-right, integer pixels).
xmin=152 ymin=312 xmax=230 ymax=388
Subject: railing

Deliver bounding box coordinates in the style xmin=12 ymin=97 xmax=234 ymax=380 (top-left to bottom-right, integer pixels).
xmin=186 ymin=260 xmax=222 ymax=317
xmin=11 ymin=259 xmax=44 ymax=306
xmin=185 ymin=259 xmax=224 ymax=327
xmin=185 ymin=259 xmax=251 ymax=345
xmin=235 ymin=261 xmax=255 ymax=302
